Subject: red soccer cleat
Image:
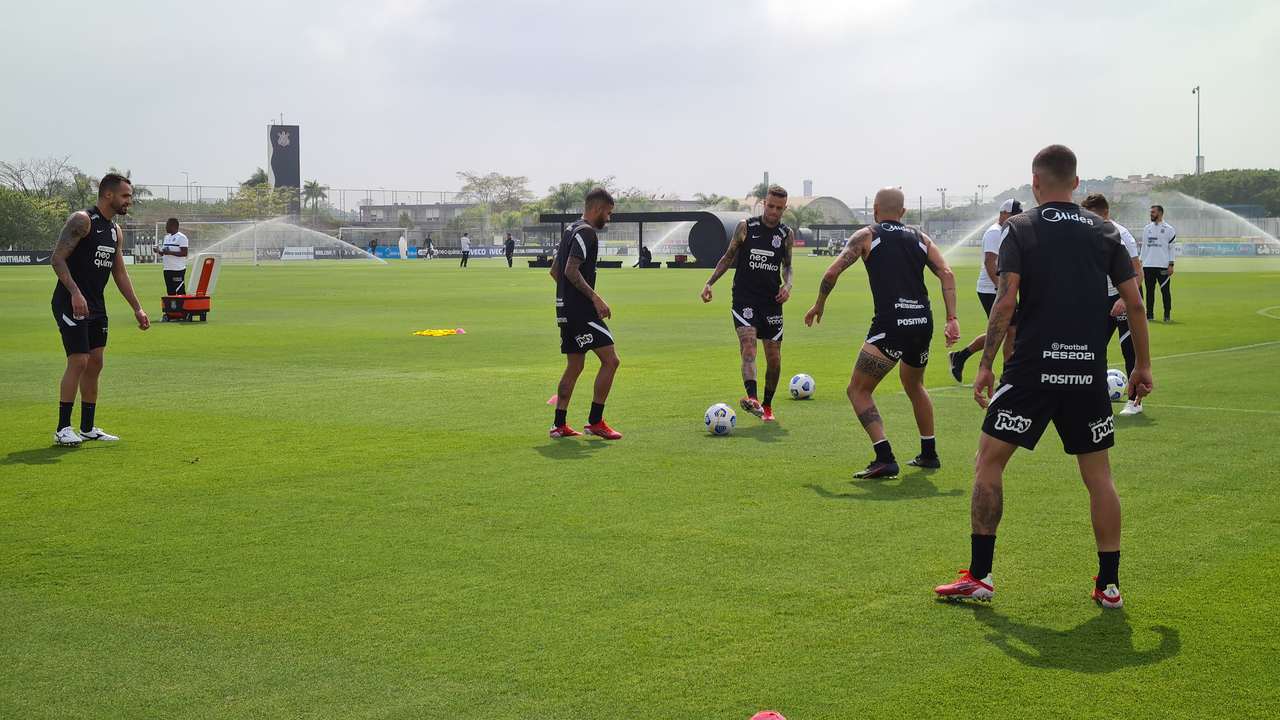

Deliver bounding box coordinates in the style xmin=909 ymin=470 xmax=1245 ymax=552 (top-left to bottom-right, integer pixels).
xmin=934 ymin=569 xmax=994 ymax=602
xmin=1091 ymin=577 xmax=1124 ymax=609
xmin=761 ymin=405 xmax=776 ymax=422
xmin=549 ymin=424 xmax=582 ymax=438
xmin=583 ymin=420 xmax=623 ymax=440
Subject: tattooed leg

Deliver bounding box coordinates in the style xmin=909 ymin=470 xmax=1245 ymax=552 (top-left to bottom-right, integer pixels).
xmin=763 ymin=340 xmax=782 ymax=404
xmin=737 ymin=326 xmax=758 ymax=383
xmin=972 ymin=433 xmax=1017 ymax=534
xmin=848 ymin=345 xmax=895 ymax=443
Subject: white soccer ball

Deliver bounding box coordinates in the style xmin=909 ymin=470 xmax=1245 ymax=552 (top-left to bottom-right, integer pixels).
xmin=705 ymin=403 xmax=737 ymax=435
xmin=789 ymin=373 xmax=815 ymax=399
xmin=1106 ymin=369 xmax=1127 ymax=402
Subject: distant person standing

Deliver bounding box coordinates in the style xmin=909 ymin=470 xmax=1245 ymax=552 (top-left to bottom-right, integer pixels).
xmin=504 ymin=233 xmax=515 ymax=268
xmin=425 ymin=234 xmax=435 ymax=259
xmin=368 ymin=237 xmax=377 ymax=259
xmin=157 ymin=218 xmax=189 ymax=297
xmin=460 ymin=232 xmax=471 ymax=268
xmin=1141 ymin=205 xmax=1176 ymax=322
xmin=398 ymin=233 xmax=408 ymax=260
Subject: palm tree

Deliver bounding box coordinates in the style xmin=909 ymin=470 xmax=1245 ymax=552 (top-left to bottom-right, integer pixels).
xmin=105 ymin=167 xmax=152 ymax=198
xmin=783 ymin=204 xmax=826 ymax=230
xmin=302 ymin=179 xmax=329 ymax=219
xmin=241 ymin=167 xmax=269 ymax=188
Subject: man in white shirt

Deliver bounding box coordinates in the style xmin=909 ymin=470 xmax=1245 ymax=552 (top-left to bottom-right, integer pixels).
xmin=949 ymin=198 xmax=1021 ymax=382
xmin=1141 ymin=205 xmax=1176 ymax=322
xmin=1083 ymin=194 xmax=1145 ymax=415
xmin=460 ymin=232 xmax=471 ymax=268
xmin=157 ymin=218 xmax=189 ymax=298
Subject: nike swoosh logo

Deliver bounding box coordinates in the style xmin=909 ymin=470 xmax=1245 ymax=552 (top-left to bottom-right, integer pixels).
xmin=36 ymin=256 xmax=50 ymax=262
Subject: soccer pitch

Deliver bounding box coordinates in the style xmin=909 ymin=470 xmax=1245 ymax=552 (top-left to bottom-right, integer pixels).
xmin=2 ymin=253 xmax=1278 ymax=718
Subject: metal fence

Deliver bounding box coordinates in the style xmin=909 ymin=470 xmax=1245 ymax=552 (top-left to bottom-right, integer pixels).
xmin=137 ymin=184 xmax=467 ymax=217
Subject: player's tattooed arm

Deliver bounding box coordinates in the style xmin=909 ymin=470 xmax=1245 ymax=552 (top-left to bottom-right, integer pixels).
xmin=111 ymin=225 xmax=144 ymax=313
xmin=705 ymin=221 xmax=746 ymax=288
xmin=818 ymin=229 xmax=868 ymax=298
xmin=51 ymin=211 xmax=90 ymax=297
xmin=980 ymin=272 xmax=1020 ymax=369
xmin=549 ymin=254 xmax=561 ymax=283
xmin=922 ymin=232 xmax=960 ymax=345
xmin=564 ymin=255 xmax=595 ymax=299
xmin=776 ymin=228 xmax=796 ymax=303
xmin=781 ymin=228 xmax=795 ymax=288
xmin=805 ymin=229 xmax=869 ymax=326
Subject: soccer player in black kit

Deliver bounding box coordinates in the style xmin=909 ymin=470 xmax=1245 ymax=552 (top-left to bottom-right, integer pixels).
xmin=49 ymin=173 xmax=150 ymax=446
xmin=804 ymin=187 xmax=960 ymax=478
xmin=935 ymin=145 xmax=1154 ymax=609
xmin=547 ymin=187 xmax=622 ymax=440
xmin=701 ymin=185 xmax=795 ymax=422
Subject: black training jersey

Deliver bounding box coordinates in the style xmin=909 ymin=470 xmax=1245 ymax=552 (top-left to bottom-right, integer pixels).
xmin=52 ymin=207 xmax=117 ymax=317
xmin=998 ymin=202 xmax=1137 ymax=389
xmin=555 ymin=219 xmax=600 ymax=318
xmin=865 ymin=221 xmax=932 ymax=328
xmin=732 ymin=216 xmax=790 ymax=303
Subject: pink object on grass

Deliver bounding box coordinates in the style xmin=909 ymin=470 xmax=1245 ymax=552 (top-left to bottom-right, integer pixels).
xmin=750 ymin=713 xmax=786 ymax=720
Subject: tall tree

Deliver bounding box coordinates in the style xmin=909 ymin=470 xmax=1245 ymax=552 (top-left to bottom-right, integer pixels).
xmin=784 ymin=203 xmax=827 ymax=229
xmin=241 ymin=167 xmax=269 ymax=188
xmin=302 ymin=179 xmax=329 ymax=219
xmin=457 ymin=171 xmax=533 ymax=211
xmin=544 ymin=177 xmax=616 ymax=214
xmin=0 ymin=156 xmax=79 ymax=199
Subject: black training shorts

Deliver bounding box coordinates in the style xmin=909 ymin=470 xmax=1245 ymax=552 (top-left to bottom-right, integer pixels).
xmin=53 ymin=306 xmax=108 ymax=356
xmin=731 ymin=297 xmax=784 ymax=342
xmin=558 ymin=314 xmax=614 ymax=354
xmin=978 ymin=291 xmax=996 ymax=317
xmin=865 ymin=318 xmax=932 ymax=368
xmin=981 ymin=381 xmax=1115 ymax=455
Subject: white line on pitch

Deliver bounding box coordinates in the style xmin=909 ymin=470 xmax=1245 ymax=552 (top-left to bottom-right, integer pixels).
xmin=1153 ymin=340 xmax=1280 ymax=361
xmin=1145 ymin=403 xmax=1280 ymax=416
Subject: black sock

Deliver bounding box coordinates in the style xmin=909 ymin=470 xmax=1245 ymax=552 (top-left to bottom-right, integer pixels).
xmin=873 ymin=438 xmax=895 ymax=463
xmin=763 ymin=388 xmax=776 ymax=407
xmin=1097 ymin=551 xmax=1120 ymax=589
xmin=954 ymin=348 xmax=973 ymax=363
xmin=589 ymin=402 xmax=605 ymax=424
xmin=80 ymin=402 xmax=96 ymax=433
xmin=970 ymin=534 xmax=997 ymax=579
xmin=554 ymin=409 xmax=567 ymax=427
xmin=58 ymin=401 xmax=74 ymax=430
xmin=744 ymin=380 xmax=757 ymax=399
xmin=920 ymin=435 xmax=937 ymax=457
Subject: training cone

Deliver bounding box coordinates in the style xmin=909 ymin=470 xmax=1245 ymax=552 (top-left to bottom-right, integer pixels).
xmin=547 ymin=394 xmax=558 ymax=405
xmin=750 ymin=713 xmax=786 ymax=720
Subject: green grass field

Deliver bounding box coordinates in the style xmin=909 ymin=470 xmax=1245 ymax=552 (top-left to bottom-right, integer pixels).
xmin=2 ymin=252 xmax=1279 ymax=719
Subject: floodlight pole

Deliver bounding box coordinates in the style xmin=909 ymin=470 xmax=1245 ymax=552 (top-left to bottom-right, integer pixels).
xmin=1193 ymin=86 xmax=1202 ymax=175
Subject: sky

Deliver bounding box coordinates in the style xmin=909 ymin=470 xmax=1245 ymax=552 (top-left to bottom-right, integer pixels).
xmin=2 ymin=0 xmax=1278 ymax=207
